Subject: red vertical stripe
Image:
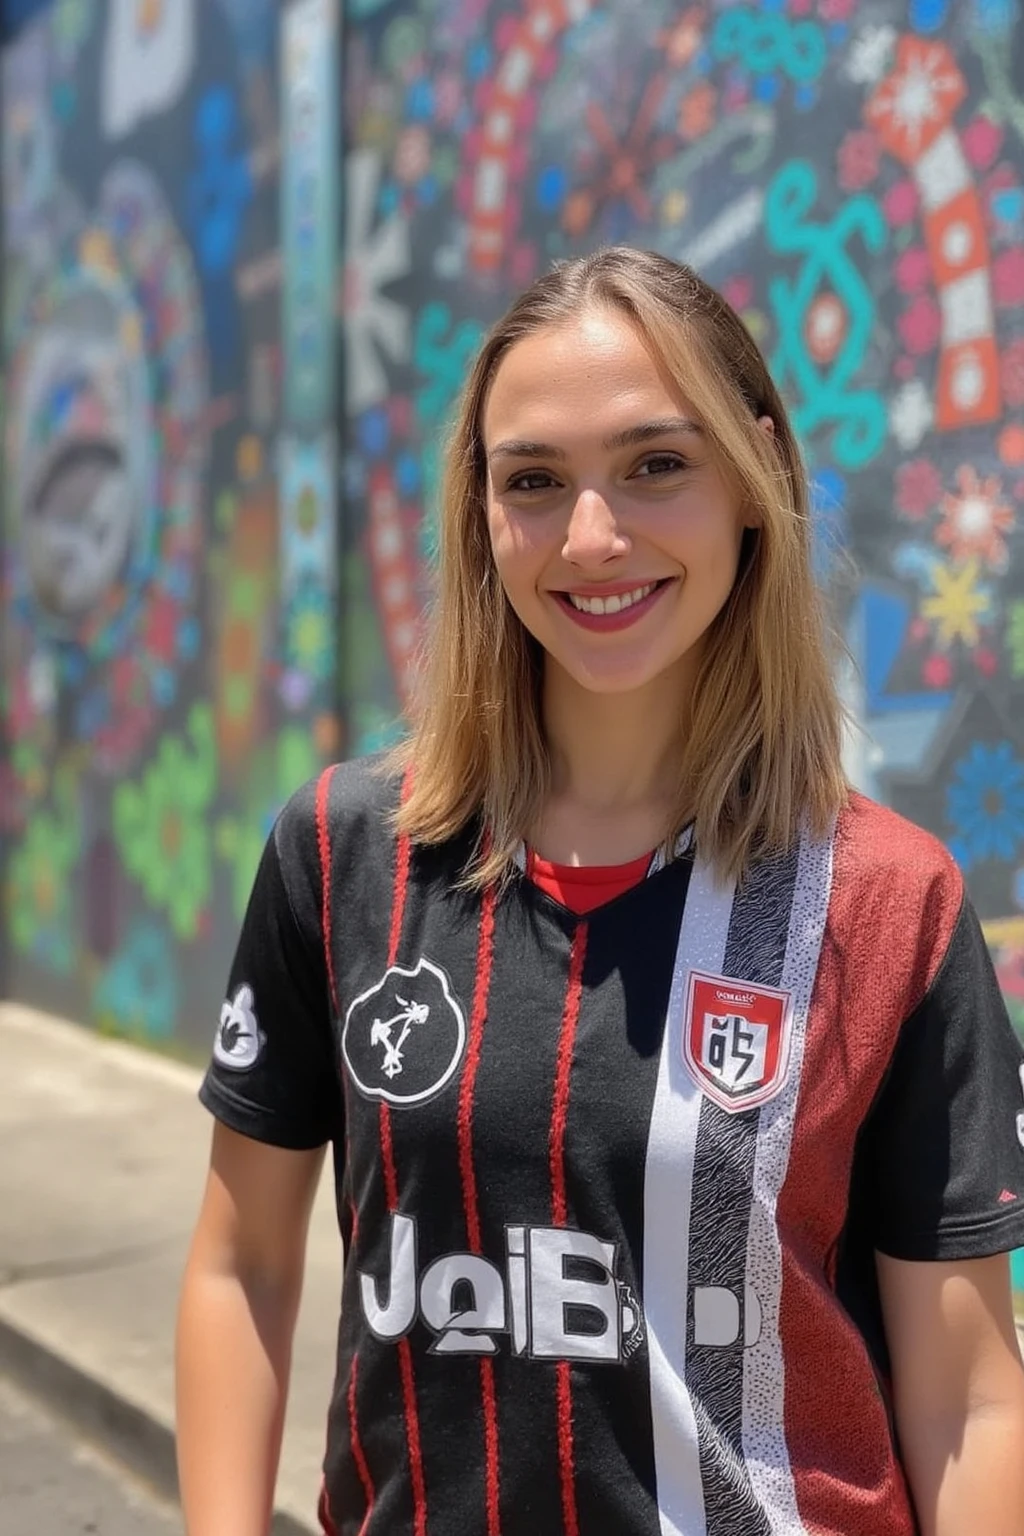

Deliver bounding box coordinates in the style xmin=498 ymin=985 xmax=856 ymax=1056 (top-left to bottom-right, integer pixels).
xmin=457 ymin=884 xmax=501 ymax=1536
xmin=318 ymin=1479 xmax=340 ymax=1536
xmin=458 ymin=884 xmax=498 ymax=1252
xmin=387 ymin=828 xmax=412 ymax=969
xmin=550 ymin=923 xmax=588 ymax=1226
xmin=555 ymin=1362 xmax=580 ymax=1536
xmin=378 ymin=825 xmax=428 ymax=1536
xmin=548 ymin=921 xmax=588 ymax=1534
xmin=777 ymin=799 xmax=961 ymax=1533
xmin=316 ymin=767 xmax=376 ymax=1526
xmin=379 ymin=1098 xmax=401 ymax=1212
xmin=315 ymin=765 xmax=340 ymax=1013
xmin=347 ymin=1358 xmax=375 ymax=1536
xmin=478 ymin=1359 xmax=501 ymax=1536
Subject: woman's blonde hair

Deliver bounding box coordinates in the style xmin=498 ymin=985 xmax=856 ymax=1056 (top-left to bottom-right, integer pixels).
xmin=391 ymin=247 xmax=848 ymax=884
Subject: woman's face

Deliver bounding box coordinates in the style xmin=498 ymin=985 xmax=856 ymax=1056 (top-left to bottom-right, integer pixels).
xmin=482 ymin=305 xmax=759 ymax=701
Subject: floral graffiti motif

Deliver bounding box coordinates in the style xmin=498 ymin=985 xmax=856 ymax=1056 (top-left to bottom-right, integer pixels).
xmin=5 ymin=773 xmax=80 ymax=974
xmin=936 ymin=466 xmax=1014 ymax=569
xmin=921 ymin=559 xmax=992 ymax=648
xmin=112 ymin=703 xmax=217 ymax=941
xmin=946 ymin=741 xmax=1024 ymax=871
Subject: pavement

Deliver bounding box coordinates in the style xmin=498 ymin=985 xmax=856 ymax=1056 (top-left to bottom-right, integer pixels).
xmin=0 ymin=1001 xmax=339 ymax=1535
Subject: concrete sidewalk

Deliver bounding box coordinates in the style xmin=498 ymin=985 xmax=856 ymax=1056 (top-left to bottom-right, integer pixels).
xmin=0 ymin=1002 xmax=340 ymax=1534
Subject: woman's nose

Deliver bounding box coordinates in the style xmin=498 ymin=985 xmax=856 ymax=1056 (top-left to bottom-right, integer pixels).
xmin=562 ymin=489 xmax=630 ymax=567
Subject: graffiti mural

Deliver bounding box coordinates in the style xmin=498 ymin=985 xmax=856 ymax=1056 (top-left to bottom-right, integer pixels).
xmin=4 ymin=2 xmax=1024 ymax=1298
xmin=338 ymin=0 xmax=1024 ymax=964
xmin=0 ymin=0 xmax=339 ymax=1044
xmin=335 ymin=0 xmax=1024 ymax=1304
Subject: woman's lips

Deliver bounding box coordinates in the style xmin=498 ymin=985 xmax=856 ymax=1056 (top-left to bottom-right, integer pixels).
xmin=552 ymin=577 xmax=674 ymax=632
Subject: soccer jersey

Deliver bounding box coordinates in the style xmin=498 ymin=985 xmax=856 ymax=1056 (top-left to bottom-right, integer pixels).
xmin=200 ymin=757 xmax=1024 ymax=1536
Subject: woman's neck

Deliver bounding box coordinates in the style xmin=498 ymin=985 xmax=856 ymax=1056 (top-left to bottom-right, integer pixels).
xmin=532 ymin=664 xmax=687 ymax=865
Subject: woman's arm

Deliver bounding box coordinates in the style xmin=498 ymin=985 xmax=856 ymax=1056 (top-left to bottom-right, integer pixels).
xmin=878 ymin=1251 xmax=1024 ymax=1536
xmin=176 ymin=1121 xmax=327 ymax=1536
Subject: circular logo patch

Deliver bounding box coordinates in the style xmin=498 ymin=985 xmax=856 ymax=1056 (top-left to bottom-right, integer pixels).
xmin=342 ymin=957 xmax=466 ymax=1107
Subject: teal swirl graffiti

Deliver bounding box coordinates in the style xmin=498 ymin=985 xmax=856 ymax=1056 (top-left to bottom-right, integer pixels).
xmin=414 ymin=301 xmax=485 ymax=429
xmin=414 ymin=301 xmax=485 ymax=560
xmin=711 ymin=8 xmax=827 ymax=83
xmin=765 ymin=162 xmax=887 ymax=472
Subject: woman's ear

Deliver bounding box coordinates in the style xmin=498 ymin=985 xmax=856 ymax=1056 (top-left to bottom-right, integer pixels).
xmin=756 ymin=414 xmax=775 ymax=439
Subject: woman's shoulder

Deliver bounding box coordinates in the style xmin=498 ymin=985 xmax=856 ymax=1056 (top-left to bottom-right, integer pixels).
xmin=273 ymin=752 xmax=403 ymax=860
xmin=830 ymin=791 xmax=966 ymax=968
xmin=835 ymin=790 xmax=962 ymax=892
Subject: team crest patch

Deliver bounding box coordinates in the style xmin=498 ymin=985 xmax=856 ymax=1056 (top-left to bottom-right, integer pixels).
xmin=342 ymin=958 xmax=467 ymax=1107
xmin=214 ymin=984 xmax=265 ymax=1071
xmin=682 ymin=970 xmax=793 ymax=1114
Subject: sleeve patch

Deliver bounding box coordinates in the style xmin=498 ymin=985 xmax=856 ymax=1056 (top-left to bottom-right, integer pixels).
xmin=214 ymin=983 xmax=266 ymax=1071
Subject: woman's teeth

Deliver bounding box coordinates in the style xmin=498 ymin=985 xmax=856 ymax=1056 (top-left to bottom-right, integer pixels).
xmin=567 ymin=582 xmax=657 ymax=616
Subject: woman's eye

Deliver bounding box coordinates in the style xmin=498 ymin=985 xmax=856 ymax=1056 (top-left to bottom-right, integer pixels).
xmin=506 ymin=469 xmax=559 ymax=493
xmin=634 ymin=453 xmax=688 ymax=478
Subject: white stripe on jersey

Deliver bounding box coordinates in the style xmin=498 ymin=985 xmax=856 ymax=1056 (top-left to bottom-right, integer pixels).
xmin=644 ymin=859 xmax=737 ymax=1536
xmin=742 ymin=828 xmax=835 ymax=1531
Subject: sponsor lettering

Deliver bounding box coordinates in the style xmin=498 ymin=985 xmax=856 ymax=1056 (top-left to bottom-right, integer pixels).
xmin=360 ymin=1214 xmax=644 ymax=1362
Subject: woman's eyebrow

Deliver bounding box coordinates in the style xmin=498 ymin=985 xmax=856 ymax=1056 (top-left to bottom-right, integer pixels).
xmin=487 ymin=417 xmax=705 ymax=463
xmin=487 ymin=438 xmax=567 ymax=463
xmin=603 ymin=417 xmax=705 ymax=449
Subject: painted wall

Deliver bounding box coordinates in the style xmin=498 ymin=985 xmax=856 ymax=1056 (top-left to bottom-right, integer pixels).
xmin=339 ymin=2 xmax=1024 ymax=983
xmin=3 ymin=2 xmax=1024 ymax=1294
xmin=335 ymin=0 xmax=1024 ymax=1299
xmin=1 ymin=0 xmax=340 ymax=1047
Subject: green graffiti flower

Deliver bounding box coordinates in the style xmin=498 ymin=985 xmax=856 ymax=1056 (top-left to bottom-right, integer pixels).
xmin=113 ymin=703 xmax=217 ymax=940
xmin=285 ymin=584 xmax=334 ymax=681
xmin=5 ymin=775 xmax=80 ymax=973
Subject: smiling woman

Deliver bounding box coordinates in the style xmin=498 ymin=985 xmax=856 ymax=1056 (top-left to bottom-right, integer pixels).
xmin=179 ymin=249 xmax=1024 ymax=1536
xmin=397 ymin=248 xmax=843 ymax=880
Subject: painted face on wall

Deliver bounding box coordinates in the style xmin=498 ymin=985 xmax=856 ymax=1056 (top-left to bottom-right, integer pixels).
xmin=16 ymin=285 xmax=147 ymax=622
xmin=483 ymin=306 xmax=758 ymax=701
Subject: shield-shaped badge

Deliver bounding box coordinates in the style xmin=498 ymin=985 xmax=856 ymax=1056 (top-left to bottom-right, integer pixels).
xmin=683 ymin=970 xmax=793 ymax=1114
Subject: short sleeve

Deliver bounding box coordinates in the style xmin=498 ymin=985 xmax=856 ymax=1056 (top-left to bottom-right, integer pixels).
xmin=860 ymin=893 xmax=1024 ymax=1262
xmin=199 ymin=786 xmax=343 ymax=1151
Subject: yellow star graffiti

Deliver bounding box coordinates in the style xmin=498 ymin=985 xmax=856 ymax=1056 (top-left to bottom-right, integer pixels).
xmin=921 ymin=558 xmax=991 ymax=648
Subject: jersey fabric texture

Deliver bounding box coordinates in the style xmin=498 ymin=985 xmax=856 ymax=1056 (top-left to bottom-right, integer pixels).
xmin=200 ymin=757 xmax=1024 ymax=1536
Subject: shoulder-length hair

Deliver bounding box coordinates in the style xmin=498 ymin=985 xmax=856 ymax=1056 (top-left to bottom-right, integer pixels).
xmin=390 ymin=246 xmax=848 ymax=885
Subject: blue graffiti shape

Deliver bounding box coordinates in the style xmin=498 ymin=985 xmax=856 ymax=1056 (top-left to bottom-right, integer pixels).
xmin=809 ymin=467 xmax=847 ymax=584
xmin=910 ymin=0 xmax=950 ymax=33
xmin=187 ymin=87 xmax=252 ymax=368
xmin=766 ymin=162 xmax=887 ymax=472
xmin=946 ymin=741 xmax=1024 ymax=871
xmin=973 ymin=0 xmax=1016 ymax=35
xmin=93 ymin=918 xmax=180 ymax=1037
xmin=711 ymin=7 xmax=827 ymax=83
xmin=857 ymin=583 xmax=952 ymax=714
xmin=188 ymin=88 xmax=252 ymax=275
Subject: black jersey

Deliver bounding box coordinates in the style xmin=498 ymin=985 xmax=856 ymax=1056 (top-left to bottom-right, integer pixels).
xmin=200 ymin=757 xmax=1024 ymax=1536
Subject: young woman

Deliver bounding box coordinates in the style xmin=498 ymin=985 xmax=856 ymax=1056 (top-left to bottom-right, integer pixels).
xmin=176 ymin=248 xmax=1024 ymax=1536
